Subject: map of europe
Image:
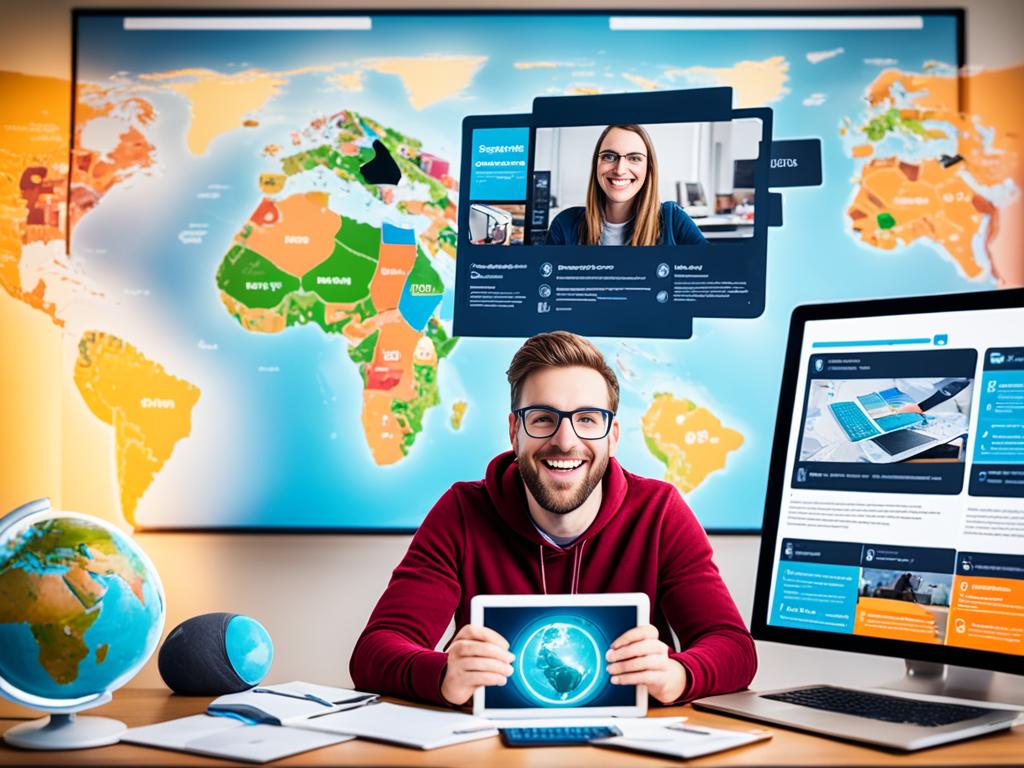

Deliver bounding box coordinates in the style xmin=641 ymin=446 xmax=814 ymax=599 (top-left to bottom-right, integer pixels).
xmin=2 ymin=14 xmax=1020 ymax=530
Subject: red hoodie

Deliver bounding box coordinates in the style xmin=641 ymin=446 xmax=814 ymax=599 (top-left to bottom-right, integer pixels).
xmin=350 ymin=451 xmax=756 ymax=705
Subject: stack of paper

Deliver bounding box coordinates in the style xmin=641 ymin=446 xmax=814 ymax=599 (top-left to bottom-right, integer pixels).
xmin=300 ymin=701 xmax=498 ymax=750
xmin=593 ymin=720 xmax=772 ymax=759
xmin=122 ymin=715 xmax=353 ymax=764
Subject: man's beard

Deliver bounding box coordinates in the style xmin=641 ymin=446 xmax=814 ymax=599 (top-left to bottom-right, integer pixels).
xmin=518 ymin=452 xmax=608 ymax=515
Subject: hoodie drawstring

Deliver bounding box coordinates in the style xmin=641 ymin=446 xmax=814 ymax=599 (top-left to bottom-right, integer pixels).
xmin=539 ymin=539 xmax=587 ymax=595
xmin=539 ymin=544 xmax=548 ymax=595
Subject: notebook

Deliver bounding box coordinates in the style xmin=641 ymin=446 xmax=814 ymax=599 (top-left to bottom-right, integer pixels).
xmin=207 ymin=681 xmax=378 ymax=725
xmin=299 ymin=701 xmax=499 ymax=750
xmin=122 ymin=714 xmax=354 ymax=763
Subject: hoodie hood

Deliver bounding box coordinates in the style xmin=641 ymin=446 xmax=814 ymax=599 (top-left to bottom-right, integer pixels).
xmin=483 ymin=450 xmax=629 ymax=549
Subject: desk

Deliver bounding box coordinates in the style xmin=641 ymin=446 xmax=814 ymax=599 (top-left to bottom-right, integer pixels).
xmin=2 ymin=689 xmax=1022 ymax=766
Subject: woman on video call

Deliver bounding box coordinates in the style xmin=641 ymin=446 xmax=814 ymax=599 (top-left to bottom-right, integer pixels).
xmin=545 ymin=124 xmax=707 ymax=246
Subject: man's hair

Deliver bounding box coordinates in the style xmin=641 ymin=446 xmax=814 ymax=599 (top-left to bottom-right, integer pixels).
xmin=506 ymin=331 xmax=620 ymax=412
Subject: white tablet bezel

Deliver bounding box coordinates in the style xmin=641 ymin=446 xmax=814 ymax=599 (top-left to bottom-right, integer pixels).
xmin=470 ymin=592 xmax=650 ymax=719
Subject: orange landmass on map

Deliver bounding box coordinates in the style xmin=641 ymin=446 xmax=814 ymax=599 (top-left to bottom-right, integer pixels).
xmin=963 ymin=65 xmax=1024 ymax=286
xmin=848 ymin=157 xmax=989 ymax=278
xmin=258 ymin=173 xmax=287 ymax=195
xmin=641 ymin=394 xmax=744 ymax=494
xmin=854 ymin=65 xmax=1024 ymax=286
xmin=244 ymin=191 xmax=339 ymax=277
xmin=70 ymin=91 xmax=157 ymax=230
xmin=219 ymin=291 xmax=286 ymax=334
xmin=361 ymin=390 xmax=412 ymax=465
xmin=371 ymin=241 xmax=416 ymax=311
xmin=364 ymin=312 xmax=421 ymax=400
xmin=0 ymin=71 xmax=71 ymax=326
xmin=73 ymin=331 xmax=201 ymax=527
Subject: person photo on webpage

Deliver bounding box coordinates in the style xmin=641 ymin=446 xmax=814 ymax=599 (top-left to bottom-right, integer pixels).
xmin=545 ymin=125 xmax=707 ymax=247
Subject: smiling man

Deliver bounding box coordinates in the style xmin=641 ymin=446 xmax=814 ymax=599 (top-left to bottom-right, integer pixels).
xmin=350 ymin=331 xmax=755 ymax=707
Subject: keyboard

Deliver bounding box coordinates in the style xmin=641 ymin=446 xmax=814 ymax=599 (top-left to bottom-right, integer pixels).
xmin=500 ymin=725 xmax=622 ymax=747
xmin=762 ymin=686 xmax=993 ymax=727
xmin=830 ymin=401 xmax=881 ymax=441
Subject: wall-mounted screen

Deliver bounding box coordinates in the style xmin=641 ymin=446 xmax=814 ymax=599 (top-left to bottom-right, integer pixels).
xmin=56 ymin=10 xmax=986 ymax=531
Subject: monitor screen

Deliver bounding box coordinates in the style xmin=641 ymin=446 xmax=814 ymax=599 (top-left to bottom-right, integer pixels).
xmin=755 ymin=291 xmax=1024 ymax=674
xmin=59 ymin=10 xmax=968 ymax=531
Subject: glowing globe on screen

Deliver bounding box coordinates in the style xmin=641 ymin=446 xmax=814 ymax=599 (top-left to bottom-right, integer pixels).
xmin=0 ymin=498 xmax=165 ymax=748
xmin=516 ymin=618 xmax=608 ymax=706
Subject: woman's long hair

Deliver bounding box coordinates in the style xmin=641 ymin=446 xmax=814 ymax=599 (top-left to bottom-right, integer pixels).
xmin=580 ymin=124 xmax=661 ymax=246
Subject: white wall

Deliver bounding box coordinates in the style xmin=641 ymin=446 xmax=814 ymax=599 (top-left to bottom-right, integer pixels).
xmin=1 ymin=0 xmax=1021 ymax=694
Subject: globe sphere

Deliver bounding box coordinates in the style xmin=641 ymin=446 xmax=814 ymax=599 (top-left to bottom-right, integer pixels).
xmin=0 ymin=499 xmax=166 ymax=713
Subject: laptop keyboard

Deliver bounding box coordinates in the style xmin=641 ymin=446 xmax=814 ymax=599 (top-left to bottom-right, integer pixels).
xmin=830 ymin=402 xmax=881 ymax=441
xmin=762 ymin=686 xmax=993 ymax=727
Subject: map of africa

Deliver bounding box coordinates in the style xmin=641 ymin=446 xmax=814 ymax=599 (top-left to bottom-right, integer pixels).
xmin=1 ymin=14 xmax=1020 ymax=530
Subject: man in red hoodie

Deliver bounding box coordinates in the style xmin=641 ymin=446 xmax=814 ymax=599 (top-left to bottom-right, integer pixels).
xmin=350 ymin=331 xmax=756 ymax=707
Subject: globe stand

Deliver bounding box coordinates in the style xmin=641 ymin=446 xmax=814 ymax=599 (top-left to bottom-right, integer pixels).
xmin=3 ymin=713 xmax=126 ymax=750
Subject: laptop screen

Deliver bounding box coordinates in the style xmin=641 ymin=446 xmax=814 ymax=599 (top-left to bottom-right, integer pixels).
xmin=764 ymin=298 xmax=1024 ymax=662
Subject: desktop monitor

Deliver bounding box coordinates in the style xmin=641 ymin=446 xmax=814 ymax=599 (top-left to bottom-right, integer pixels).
xmin=751 ymin=289 xmax=1024 ymax=700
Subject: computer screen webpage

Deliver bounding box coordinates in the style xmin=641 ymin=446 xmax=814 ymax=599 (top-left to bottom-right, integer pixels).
xmin=767 ymin=306 xmax=1024 ymax=658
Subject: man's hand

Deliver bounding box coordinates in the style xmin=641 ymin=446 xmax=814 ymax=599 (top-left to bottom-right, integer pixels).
xmin=606 ymin=624 xmax=688 ymax=704
xmin=440 ymin=624 xmax=515 ymax=706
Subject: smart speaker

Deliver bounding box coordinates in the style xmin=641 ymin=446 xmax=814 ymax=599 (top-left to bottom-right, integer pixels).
xmin=158 ymin=613 xmax=273 ymax=695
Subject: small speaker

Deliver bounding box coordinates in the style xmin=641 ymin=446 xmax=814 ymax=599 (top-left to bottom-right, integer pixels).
xmin=158 ymin=613 xmax=273 ymax=695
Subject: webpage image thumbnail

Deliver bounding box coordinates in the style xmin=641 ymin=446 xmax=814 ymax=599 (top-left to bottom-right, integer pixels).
xmin=793 ymin=349 xmax=976 ymax=494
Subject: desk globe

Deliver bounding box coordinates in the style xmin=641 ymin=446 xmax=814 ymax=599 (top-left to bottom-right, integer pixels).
xmin=0 ymin=498 xmax=165 ymax=749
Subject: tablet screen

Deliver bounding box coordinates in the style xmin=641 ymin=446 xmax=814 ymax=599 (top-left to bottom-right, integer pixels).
xmin=482 ymin=605 xmax=637 ymax=709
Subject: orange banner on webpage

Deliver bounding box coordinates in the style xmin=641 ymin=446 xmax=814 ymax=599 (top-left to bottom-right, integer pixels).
xmin=946 ymin=576 xmax=1024 ymax=655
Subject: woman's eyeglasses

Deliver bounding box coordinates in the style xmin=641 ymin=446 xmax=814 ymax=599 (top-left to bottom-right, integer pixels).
xmin=597 ymin=151 xmax=647 ymax=166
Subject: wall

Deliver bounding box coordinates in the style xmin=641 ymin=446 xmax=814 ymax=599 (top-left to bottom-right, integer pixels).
xmin=1 ymin=0 xmax=1022 ymax=694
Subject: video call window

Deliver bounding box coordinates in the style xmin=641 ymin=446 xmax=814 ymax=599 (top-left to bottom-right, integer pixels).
xmin=466 ymin=118 xmax=763 ymax=248
xmin=531 ymin=119 xmax=762 ymax=246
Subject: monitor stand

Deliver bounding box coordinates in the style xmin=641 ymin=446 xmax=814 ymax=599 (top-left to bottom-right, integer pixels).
xmin=877 ymin=660 xmax=1024 ymax=710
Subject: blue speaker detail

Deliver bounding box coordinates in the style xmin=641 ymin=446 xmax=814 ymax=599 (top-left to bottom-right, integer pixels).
xmin=225 ymin=615 xmax=274 ymax=686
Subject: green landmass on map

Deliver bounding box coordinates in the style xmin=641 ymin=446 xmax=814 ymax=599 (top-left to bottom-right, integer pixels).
xmin=215 ymin=108 xmax=459 ymax=464
xmin=864 ymin=107 xmax=928 ymax=142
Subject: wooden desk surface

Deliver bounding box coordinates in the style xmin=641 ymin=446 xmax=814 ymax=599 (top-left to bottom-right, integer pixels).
xmin=1 ymin=689 xmax=1022 ymax=766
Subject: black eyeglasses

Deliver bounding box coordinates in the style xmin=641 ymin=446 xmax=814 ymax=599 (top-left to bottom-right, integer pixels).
xmin=597 ymin=151 xmax=647 ymax=166
xmin=514 ymin=406 xmax=614 ymax=440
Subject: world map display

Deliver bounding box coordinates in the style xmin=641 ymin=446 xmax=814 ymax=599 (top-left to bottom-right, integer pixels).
xmin=2 ymin=12 xmax=1021 ymax=530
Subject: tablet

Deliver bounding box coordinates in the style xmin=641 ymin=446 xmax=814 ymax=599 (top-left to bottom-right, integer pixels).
xmin=470 ymin=593 xmax=650 ymax=719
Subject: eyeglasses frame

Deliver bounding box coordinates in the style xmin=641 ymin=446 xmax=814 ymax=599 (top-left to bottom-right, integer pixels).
xmin=513 ymin=405 xmax=615 ymax=440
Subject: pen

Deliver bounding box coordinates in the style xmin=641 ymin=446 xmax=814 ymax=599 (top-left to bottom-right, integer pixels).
xmin=251 ymin=688 xmax=334 ymax=707
xmin=669 ymin=724 xmax=713 ymax=735
xmin=452 ymin=725 xmax=498 ymax=734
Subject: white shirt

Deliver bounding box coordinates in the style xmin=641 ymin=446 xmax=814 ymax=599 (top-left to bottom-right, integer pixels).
xmin=599 ymin=218 xmax=631 ymax=246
